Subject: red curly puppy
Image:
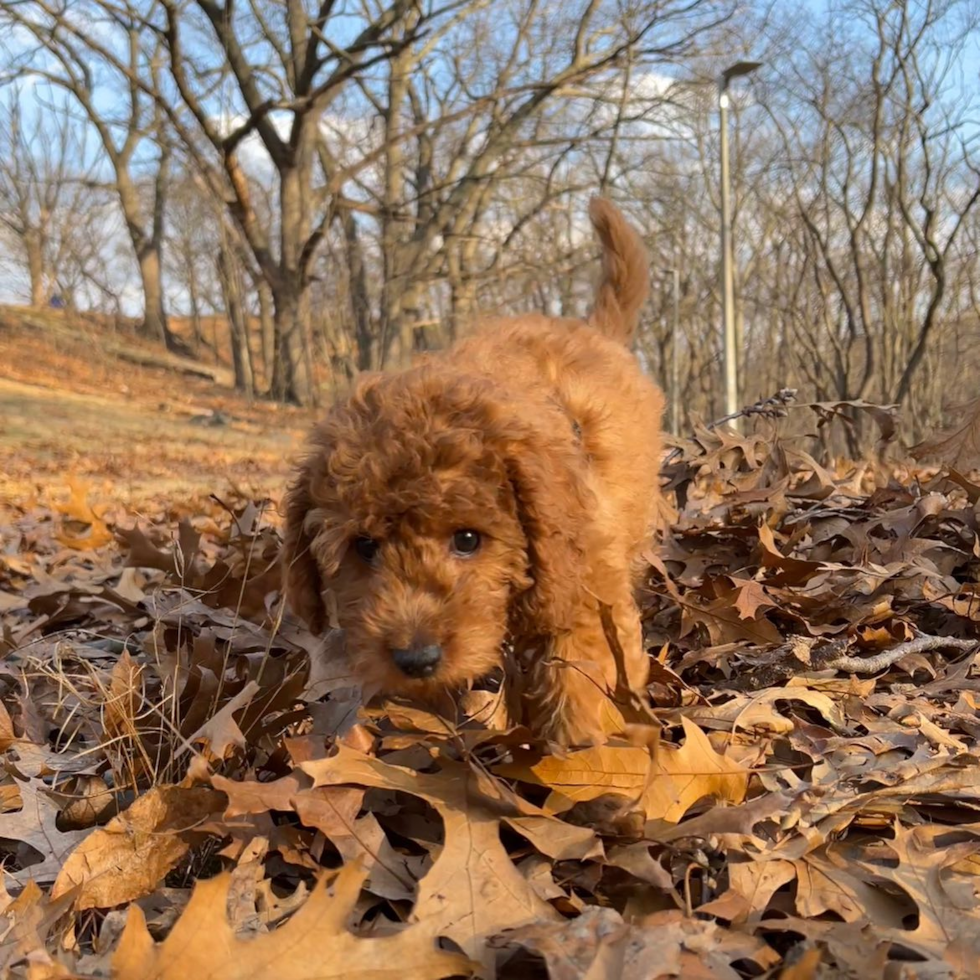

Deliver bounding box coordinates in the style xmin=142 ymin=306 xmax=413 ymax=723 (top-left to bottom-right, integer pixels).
xmin=282 ymin=198 xmax=663 ymax=744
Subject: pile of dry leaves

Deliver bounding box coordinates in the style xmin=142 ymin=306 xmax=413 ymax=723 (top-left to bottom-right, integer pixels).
xmin=3 ymin=404 xmax=980 ymax=980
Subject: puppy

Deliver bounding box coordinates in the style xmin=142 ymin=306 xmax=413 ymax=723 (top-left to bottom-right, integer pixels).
xmin=282 ymin=198 xmax=663 ymax=744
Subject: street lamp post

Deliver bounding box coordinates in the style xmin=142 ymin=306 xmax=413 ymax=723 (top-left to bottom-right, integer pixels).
xmin=664 ymin=267 xmax=680 ymax=435
xmin=719 ymin=60 xmax=761 ymax=422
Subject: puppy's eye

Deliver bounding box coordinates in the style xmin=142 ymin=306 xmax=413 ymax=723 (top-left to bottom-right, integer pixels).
xmin=450 ymin=529 xmax=481 ymax=556
xmin=353 ymin=536 xmax=380 ymax=564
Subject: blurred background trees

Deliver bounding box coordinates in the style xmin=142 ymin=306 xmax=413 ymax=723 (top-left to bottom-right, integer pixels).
xmin=1 ymin=0 xmax=978 ymax=448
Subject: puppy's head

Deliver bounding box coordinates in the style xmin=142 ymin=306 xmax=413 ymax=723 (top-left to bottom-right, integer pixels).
xmin=281 ymin=365 xmax=594 ymax=695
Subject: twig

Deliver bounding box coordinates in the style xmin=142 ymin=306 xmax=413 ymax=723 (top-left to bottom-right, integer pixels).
xmin=731 ymin=633 xmax=979 ymax=690
xmin=597 ymin=600 xmax=658 ymax=725
xmin=663 ymin=388 xmax=798 ymax=465
xmin=818 ymin=634 xmax=979 ymax=674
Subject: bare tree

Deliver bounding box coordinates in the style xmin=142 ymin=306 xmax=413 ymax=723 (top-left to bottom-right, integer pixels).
xmin=164 ymin=172 xmax=221 ymax=354
xmin=3 ymin=0 xmax=735 ymax=402
xmin=6 ymin=0 xmax=980 ymax=451
xmin=216 ymin=217 xmax=256 ymax=398
xmin=623 ymin=0 xmax=980 ymax=450
xmin=761 ymin=1 xmax=980 ymax=428
xmin=143 ymin=0 xmax=450 ymax=404
xmin=5 ymin=0 xmax=179 ymax=349
xmin=310 ymin=0 xmax=738 ymax=372
xmin=0 ymin=88 xmax=107 ymax=308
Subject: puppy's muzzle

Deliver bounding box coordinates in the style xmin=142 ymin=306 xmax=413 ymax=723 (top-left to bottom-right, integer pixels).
xmin=391 ymin=642 xmax=442 ymax=678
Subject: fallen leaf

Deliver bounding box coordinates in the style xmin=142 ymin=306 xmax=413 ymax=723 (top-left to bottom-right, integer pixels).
xmin=0 ymin=880 xmax=78 ymax=975
xmin=497 ymin=718 xmax=749 ymax=823
xmin=855 ymin=823 xmax=980 ymax=960
xmin=111 ymin=860 xmax=472 ymax=979
xmin=731 ymin=577 xmax=776 ymax=620
xmin=491 ymin=906 xmax=629 ymax=980
xmin=52 ymin=786 xmax=225 ymax=910
xmin=911 ymin=395 xmax=980 ymax=470
xmin=495 ymin=745 xmax=651 ymax=811
xmin=185 ymin=679 xmax=260 ymax=759
xmin=493 ymin=905 xmax=779 ymax=980
xmin=3 ymin=777 xmax=88 ymax=887
xmin=641 ymin=718 xmax=750 ymax=821
xmin=0 ymin=699 xmax=15 ymax=750
xmin=54 ymin=479 xmax=114 ymax=550
xmin=301 ymin=746 xmax=559 ymax=967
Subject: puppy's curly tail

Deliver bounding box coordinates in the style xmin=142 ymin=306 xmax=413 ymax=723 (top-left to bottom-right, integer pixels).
xmin=586 ymin=197 xmax=650 ymax=345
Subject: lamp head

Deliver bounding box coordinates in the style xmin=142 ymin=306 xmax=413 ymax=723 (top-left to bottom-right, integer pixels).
xmin=720 ymin=60 xmax=763 ymax=90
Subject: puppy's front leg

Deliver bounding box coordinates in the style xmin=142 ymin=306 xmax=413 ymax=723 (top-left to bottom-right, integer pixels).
xmin=529 ymin=599 xmax=648 ymax=745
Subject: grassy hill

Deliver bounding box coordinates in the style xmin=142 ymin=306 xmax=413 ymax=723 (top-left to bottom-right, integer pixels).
xmin=0 ymin=306 xmax=313 ymax=512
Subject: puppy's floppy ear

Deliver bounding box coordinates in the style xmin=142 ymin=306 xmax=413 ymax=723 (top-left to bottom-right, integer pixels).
xmin=280 ymin=463 xmax=327 ymax=634
xmin=502 ymin=420 xmax=597 ymax=635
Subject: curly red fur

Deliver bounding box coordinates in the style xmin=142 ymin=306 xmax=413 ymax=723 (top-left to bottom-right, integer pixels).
xmin=282 ymin=197 xmax=664 ymax=744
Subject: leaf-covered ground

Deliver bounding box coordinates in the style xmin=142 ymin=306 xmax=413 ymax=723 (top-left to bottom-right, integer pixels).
xmin=4 ymin=407 xmax=980 ymax=980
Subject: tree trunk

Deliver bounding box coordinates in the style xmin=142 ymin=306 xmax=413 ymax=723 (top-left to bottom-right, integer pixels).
xmin=340 ymin=207 xmax=376 ymax=371
xmin=25 ymin=232 xmax=47 ymax=307
xmin=218 ymin=243 xmax=254 ymax=397
xmin=257 ymin=278 xmax=275 ymax=384
xmin=273 ymin=130 xmax=315 ymax=405
xmin=894 ymin=271 xmax=947 ymax=406
xmin=186 ymin=256 xmax=204 ymax=352
xmin=270 ymin=284 xmax=312 ymax=405
xmin=448 ymin=232 xmax=480 ymax=342
xmin=379 ymin=13 xmax=421 ymax=369
xmin=450 ymin=277 xmax=477 ymax=343
xmin=138 ymin=245 xmax=175 ymax=351
xmin=405 ymin=282 xmax=427 ymax=356
xmin=115 ymin=159 xmax=176 ymax=352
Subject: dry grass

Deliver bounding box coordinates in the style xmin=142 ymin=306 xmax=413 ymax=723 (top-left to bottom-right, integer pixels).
xmin=0 ymin=306 xmax=312 ymax=511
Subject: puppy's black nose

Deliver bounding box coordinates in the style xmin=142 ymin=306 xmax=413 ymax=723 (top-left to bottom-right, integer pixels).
xmin=391 ymin=643 xmax=442 ymax=678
